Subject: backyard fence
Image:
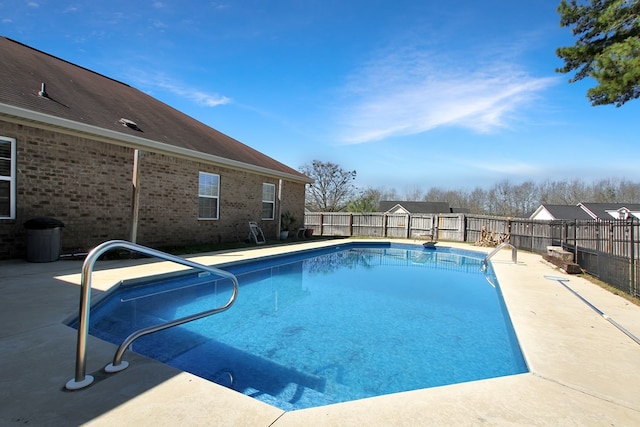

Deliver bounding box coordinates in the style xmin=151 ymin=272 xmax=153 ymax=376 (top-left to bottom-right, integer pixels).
xmin=304 ymin=212 xmax=640 ymax=297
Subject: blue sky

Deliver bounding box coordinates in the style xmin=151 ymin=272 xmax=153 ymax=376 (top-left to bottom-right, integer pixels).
xmin=2 ymin=0 xmax=638 ymax=194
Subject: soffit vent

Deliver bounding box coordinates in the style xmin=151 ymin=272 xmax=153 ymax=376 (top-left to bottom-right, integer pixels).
xmin=119 ymin=118 xmax=142 ymax=132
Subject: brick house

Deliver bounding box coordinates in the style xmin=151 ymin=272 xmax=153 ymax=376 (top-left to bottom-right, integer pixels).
xmin=0 ymin=37 xmax=312 ymax=259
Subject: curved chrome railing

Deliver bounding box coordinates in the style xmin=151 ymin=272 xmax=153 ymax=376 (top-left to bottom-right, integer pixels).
xmin=481 ymin=242 xmax=517 ymax=271
xmin=65 ymin=240 xmax=239 ymax=390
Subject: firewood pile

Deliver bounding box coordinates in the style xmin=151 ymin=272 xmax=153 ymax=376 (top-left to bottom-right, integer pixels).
xmin=475 ymin=226 xmax=510 ymax=247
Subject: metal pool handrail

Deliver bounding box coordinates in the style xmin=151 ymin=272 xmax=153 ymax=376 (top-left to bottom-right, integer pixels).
xmin=481 ymin=242 xmax=517 ymax=271
xmin=65 ymin=240 xmax=239 ymax=390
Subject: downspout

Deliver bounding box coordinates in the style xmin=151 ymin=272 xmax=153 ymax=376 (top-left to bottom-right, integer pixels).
xmin=130 ymin=149 xmax=141 ymax=243
xmin=277 ymin=179 xmax=283 ymax=236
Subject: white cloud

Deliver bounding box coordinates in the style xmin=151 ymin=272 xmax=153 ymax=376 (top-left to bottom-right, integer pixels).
xmin=151 ymin=20 xmax=168 ymax=30
xmin=469 ymin=160 xmax=541 ymax=176
xmin=212 ymin=3 xmax=230 ymax=10
xmin=129 ymin=71 xmax=231 ymax=107
xmin=336 ymin=47 xmax=558 ymax=144
xmin=157 ymin=78 xmax=231 ymax=107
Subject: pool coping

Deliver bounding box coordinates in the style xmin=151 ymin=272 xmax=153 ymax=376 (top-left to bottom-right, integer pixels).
xmin=2 ymin=239 xmax=640 ymax=425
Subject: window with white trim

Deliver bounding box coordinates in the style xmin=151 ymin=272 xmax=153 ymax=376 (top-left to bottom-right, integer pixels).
xmin=261 ymin=183 xmax=275 ymax=220
xmin=198 ymin=172 xmax=219 ymax=219
xmin=0 ymin=137 xmax=16 ymax=219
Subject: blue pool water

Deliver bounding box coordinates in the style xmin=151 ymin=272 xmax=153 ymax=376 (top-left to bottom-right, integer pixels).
xmin=79 ymin=243 xmax=527 ymax=410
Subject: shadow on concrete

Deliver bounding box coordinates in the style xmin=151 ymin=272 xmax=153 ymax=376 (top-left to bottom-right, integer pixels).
xmin=0 ymin=259 xmax=185 ymax=426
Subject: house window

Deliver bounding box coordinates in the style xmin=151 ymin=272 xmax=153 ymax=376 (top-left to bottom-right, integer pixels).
xmin=0 ymin=137 xmax=16 ymax=219
xmin=262 ymin=183 xmax=275 ymax=220
xmin=198 ymin=172 xmax=219 ymax=219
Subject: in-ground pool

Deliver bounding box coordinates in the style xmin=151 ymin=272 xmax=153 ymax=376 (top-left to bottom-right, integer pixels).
xmin=74 ymin=242 xmax=528 ymax=410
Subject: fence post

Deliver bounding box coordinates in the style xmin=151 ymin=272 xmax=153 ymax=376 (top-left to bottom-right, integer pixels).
xmin=528 ymin=219 xmax=533 ymax=252
xmin=462 ymin=214 xmax=467 ymax=242
xmin=349 ymin=213 xmax=354 ymax=237
xmin=383 ymin=214 xmax=388 ymax=237
xmin=320 ymin=213 xmax=324 ymax=236
xmin=631 ymin=218 xmax=636 ymax=296
xmin=406 ymin=214 xmax=410 ymax=239
xmin=573 ymin=221 xmax=578 ymax=261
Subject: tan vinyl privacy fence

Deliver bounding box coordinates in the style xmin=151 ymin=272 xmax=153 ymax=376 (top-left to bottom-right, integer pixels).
xmin=304 ymin=212 xmax=639 ymax=297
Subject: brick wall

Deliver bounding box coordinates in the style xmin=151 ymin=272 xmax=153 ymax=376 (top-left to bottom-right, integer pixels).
xmin=0 ymin=121 xmax=306 ymax=259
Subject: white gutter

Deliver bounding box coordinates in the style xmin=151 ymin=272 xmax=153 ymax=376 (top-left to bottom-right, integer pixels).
xmin=0 ymin=102 xmax=313 ymax=184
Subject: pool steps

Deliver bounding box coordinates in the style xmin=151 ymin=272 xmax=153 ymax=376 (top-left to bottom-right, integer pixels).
xmin=65 ymin=240 xmax=240 ymax=390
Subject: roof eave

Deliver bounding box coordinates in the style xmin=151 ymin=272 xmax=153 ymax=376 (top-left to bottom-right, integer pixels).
xmin=530 ymin=205 xmax=547 ymax=219
xmin=0 ymin=102 xmax=313 ymax=184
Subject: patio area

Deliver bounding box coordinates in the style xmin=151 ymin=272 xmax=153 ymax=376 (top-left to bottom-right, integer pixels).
xmin=1 ymin=239 xmax=640 ymax=426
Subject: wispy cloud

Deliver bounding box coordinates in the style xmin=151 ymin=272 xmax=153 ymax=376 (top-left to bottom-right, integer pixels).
xmin=151 ymin=20 xmax=168 ymax=30
xmin=336 ymin=46 xmax=558 ymax=144
xmin=468 ymin=160 xmax=542 ymax=176
xmin=128 ymin=71 xmax=231 ymax=107
xmin=212 ymin=2 xmax=230 ymax=11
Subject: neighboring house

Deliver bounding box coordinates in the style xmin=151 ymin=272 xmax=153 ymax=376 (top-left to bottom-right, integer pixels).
xmin=530 ymin=203 xmax=640 ymax=221
xmin=529 ymin=204 xmax=594 ymax=221
xmin=0 ymin=37 xmax=312 ymax=259
xmin=378 ymin=201 xmax=469 ymax=214
xmin=578 ymin=203 xmax=640 ymax=220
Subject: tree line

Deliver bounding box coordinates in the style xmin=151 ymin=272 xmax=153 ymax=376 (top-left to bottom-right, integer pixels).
xmin=301 ymin=161 xmax=640 ymax=217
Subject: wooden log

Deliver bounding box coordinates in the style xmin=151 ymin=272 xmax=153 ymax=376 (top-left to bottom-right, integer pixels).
xmin=546 ymin=246 xmax=574 ymax=262
xmin=543 ymin=254 xmax=582 ymax=274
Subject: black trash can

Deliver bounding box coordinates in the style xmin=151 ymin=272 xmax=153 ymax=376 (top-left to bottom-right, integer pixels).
xmin=24 ymin=217 xmax=65 ymax=262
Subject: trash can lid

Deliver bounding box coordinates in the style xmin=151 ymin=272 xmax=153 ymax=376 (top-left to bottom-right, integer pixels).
xmin=24 ymin=217 xmax=65 ymax=229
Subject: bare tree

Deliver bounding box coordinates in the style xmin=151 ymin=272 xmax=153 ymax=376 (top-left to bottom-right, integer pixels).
xmin=539 ymin=179 xmax=588 ymax=205
xmin=300 ymin=160 xmax=357 ymax=212
xmin=618 ymin=179 xmax=640 ymax=202
xmin=467 ymin=187 xmax=489 ymax=214
xmin=346 ymin=191 xmax=379 ymax=212
xmin=403 ymin=185 xmax=424 ymax=201
xmin=512 ymin=181 xmax=539 ymax=217
xmin=343 ymin=178 xmax=640 ymax=216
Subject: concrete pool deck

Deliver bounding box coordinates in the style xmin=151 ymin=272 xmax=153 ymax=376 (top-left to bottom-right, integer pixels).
xmin=1 ymin=239 xmax=640 ymax=426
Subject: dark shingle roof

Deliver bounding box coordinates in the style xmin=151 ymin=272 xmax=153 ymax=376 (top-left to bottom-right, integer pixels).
xmin=378 ymin=201 xmax=452 ymax=214
xmin=541 ymin=205 xmax=594 ymax=220
xmin=579 ymin=203 xmax=640 ymax=220
xmin=0 ymin=37 xmax=310 ymax=182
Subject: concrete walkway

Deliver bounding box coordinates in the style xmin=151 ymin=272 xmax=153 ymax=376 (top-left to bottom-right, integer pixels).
xmin=1 ymin=240 xmax=640 ymax=426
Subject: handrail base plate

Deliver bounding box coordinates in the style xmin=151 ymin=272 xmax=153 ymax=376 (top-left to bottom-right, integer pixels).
xmin=65 ymin=375 xmax=94 ymax=390
xmin=105 ymin=361 xmax=129 ymax=373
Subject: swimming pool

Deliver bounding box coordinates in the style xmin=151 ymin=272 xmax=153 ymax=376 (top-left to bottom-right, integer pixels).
xmin=78 ymin=242 xmax=527 ymax=410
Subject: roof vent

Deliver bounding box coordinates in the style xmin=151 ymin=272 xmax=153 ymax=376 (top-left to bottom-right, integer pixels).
xmin=119 ymin=118 xmax=142 ymax=132
xmin=38 ymin=83 xmax=48 ymax=98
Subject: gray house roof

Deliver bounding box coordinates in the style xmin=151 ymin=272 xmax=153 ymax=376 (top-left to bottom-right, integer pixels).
xmin=532 ymin=204 xmax=594 ymax=220
xmin=531 ymin=203 xmax=640 ymax=220
xmin=578 ymin=203 xmax=640 ymax=220
xmin=378 ymin=201 xmax=452 ymax=214
xmin=0 ymin=37 xmax=312 ymax=183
